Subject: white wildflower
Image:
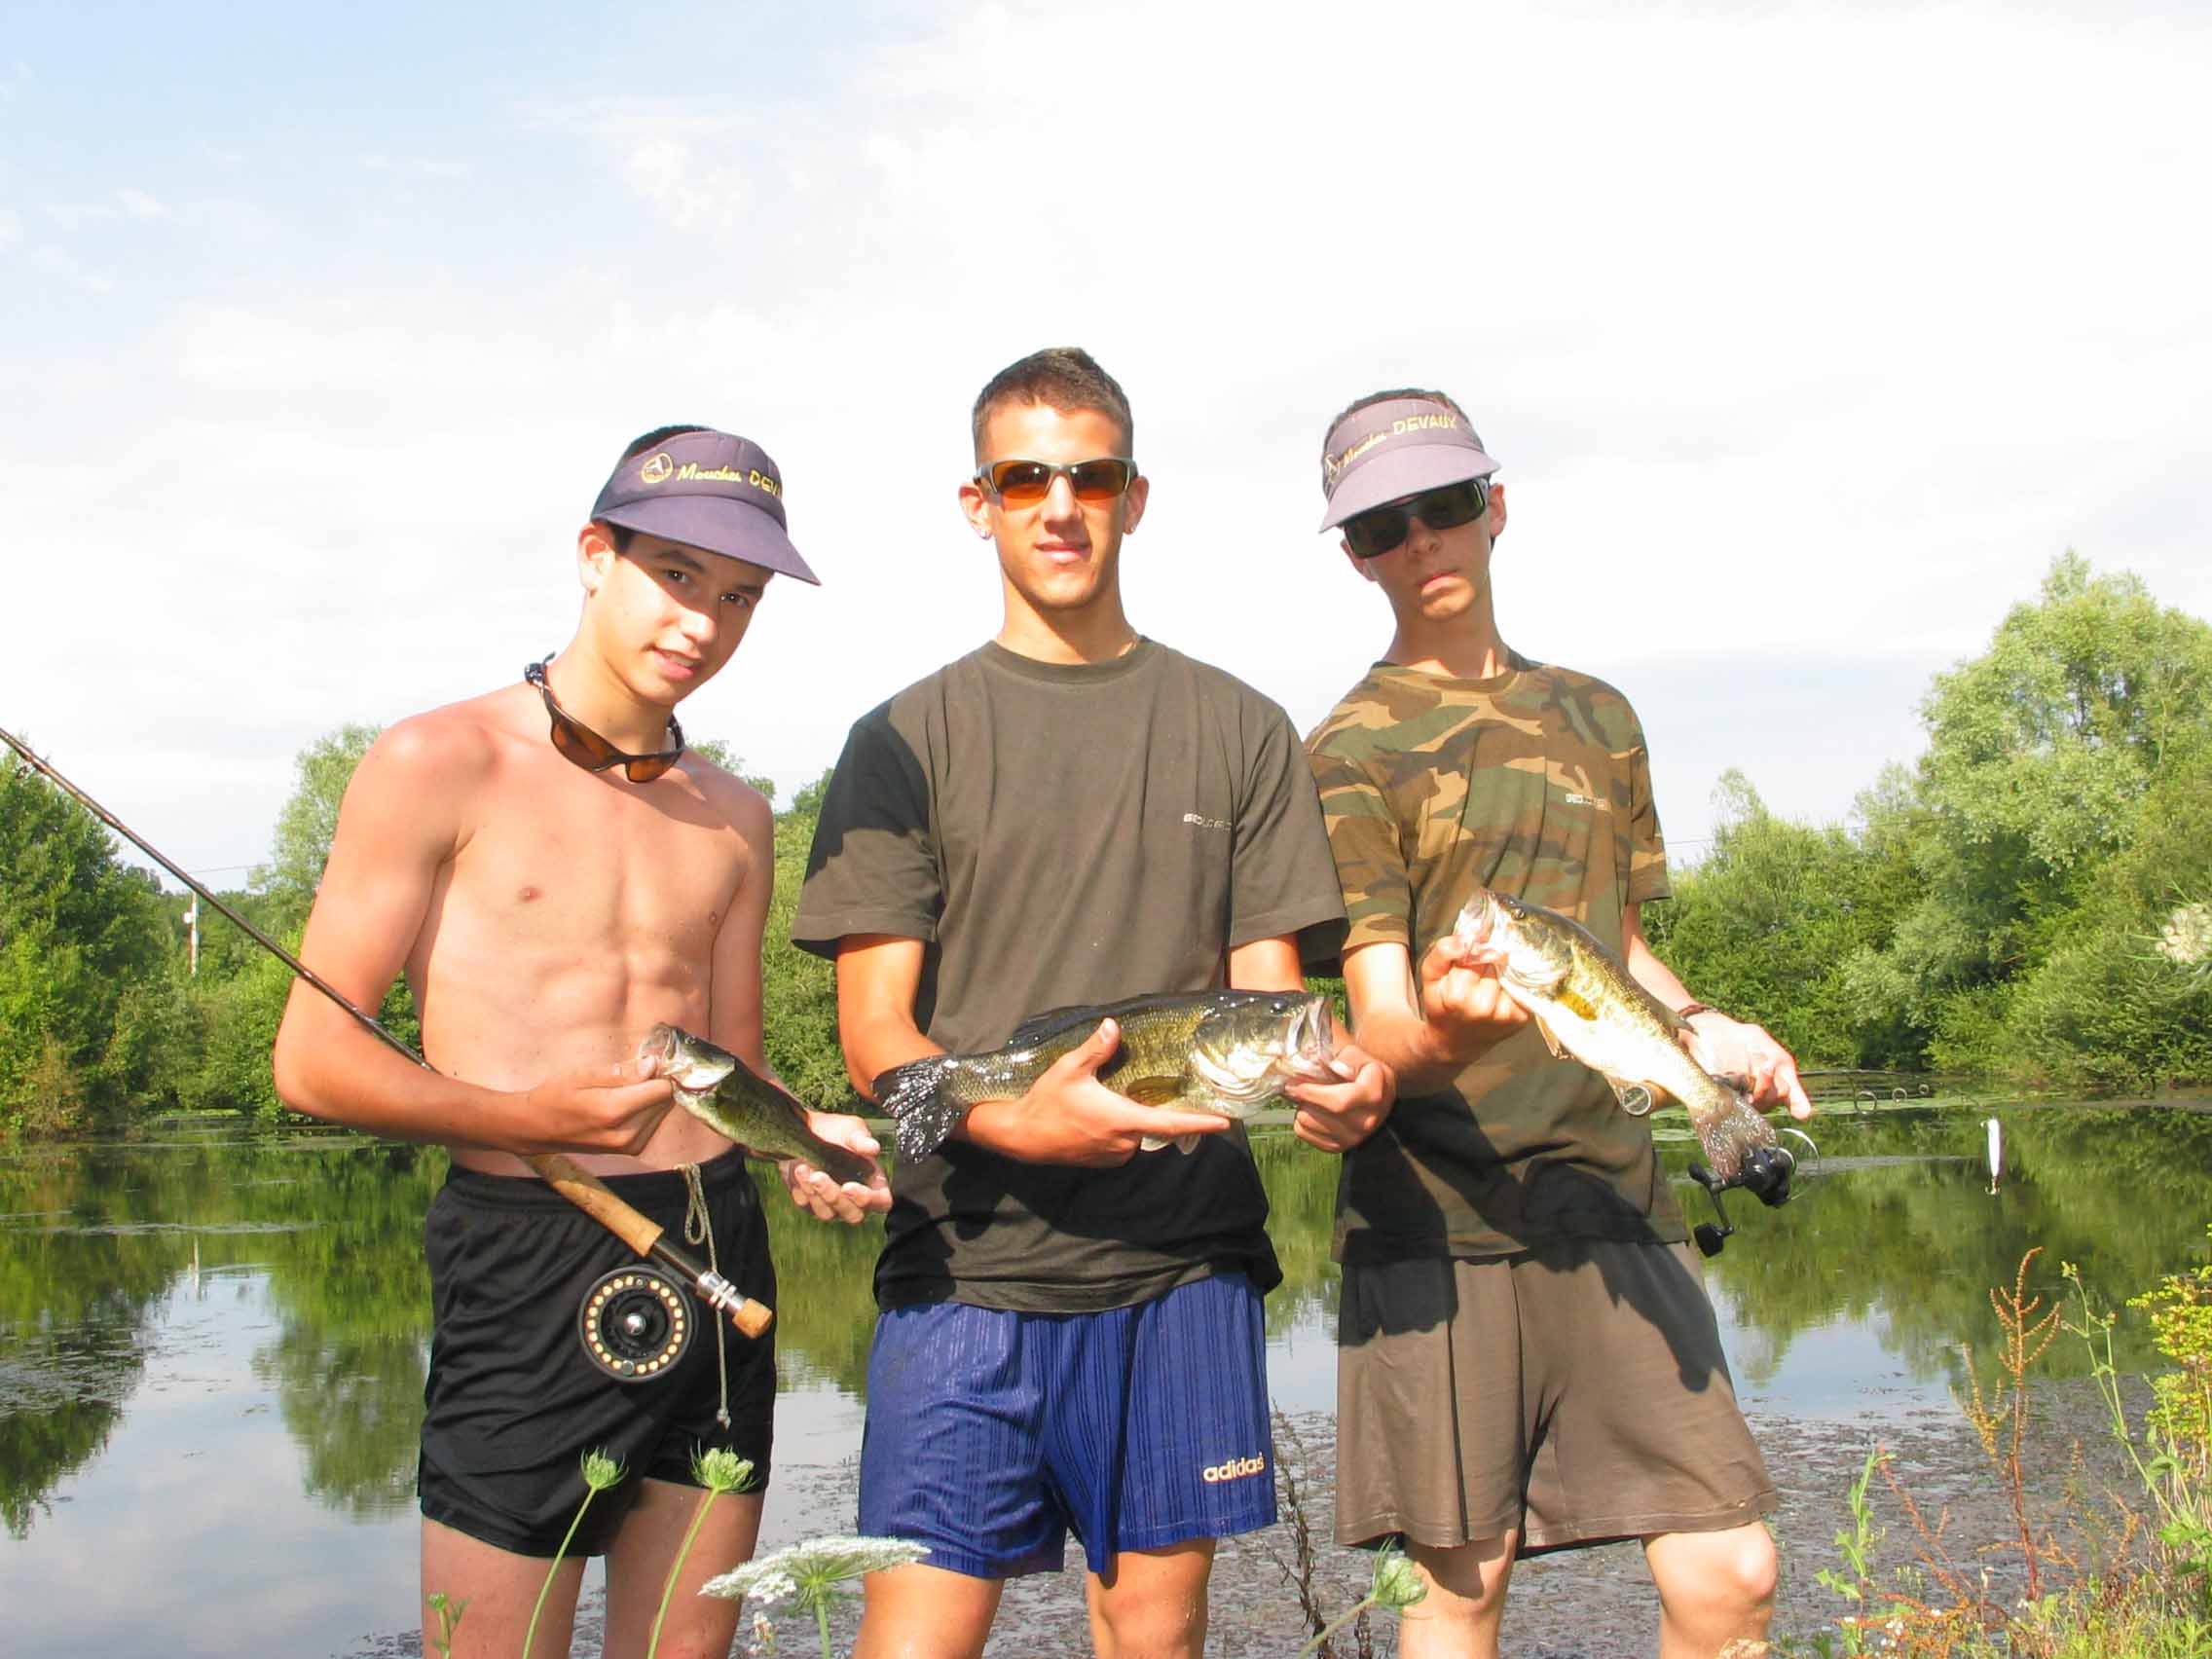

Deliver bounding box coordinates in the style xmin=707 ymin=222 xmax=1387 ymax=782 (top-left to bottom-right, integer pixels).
xmin=701 ymin=1534 xmax=928 ymax=1603
xmin=2158 ymin=902 xmax=2212 ymax=967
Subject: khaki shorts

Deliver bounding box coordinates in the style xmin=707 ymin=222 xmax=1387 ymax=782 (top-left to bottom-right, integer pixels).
xmin=1335 ymin=1239 xmax=1776 ymax=1552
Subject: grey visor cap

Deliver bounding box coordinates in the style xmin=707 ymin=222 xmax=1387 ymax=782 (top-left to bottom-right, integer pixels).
xmin=1317 ymin=396 xmax=1499 ymax=532
xmin=591 ymin=429 xmax=821 ymax=585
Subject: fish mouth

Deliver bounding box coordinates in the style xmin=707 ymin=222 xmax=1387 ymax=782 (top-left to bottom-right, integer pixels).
xmin=1453 ymin=892 xmax=1496 ymax=948
xmin=1282 ymin=996 xmax=1338 ymax=1080
xmin=638 ymin=1024 xmax=681 ymax=1076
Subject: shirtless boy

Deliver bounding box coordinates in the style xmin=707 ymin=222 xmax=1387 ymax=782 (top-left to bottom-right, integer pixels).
xmin=1302 ymin=389 xmax=1814 ymax=1659
xmin=273 ymin=424 xmax=889 ymax=1659
xmin=793 ymin=348 xmax=1394 ymax=1658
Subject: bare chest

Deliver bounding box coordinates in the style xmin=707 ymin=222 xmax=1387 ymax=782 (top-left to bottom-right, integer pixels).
xmin=427 ymin=775 xmax=749 ymax=980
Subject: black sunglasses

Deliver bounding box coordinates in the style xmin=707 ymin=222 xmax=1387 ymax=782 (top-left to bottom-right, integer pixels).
xmin=525 ymin=659 xmax=686 ymax=783
xmin=977 ymin=457 xmax=1138 ymax=508
xmin=1343 ymin=479 xmax=1492 ymax=559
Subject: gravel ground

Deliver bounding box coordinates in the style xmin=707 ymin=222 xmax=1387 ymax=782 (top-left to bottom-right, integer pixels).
xmin=345 ymin=1377 xmax=2141 ymax=1657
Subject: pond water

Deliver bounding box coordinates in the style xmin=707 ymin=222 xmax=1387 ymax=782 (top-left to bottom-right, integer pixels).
xmin=2 ymin=1095 xmax=2208 ymax=1656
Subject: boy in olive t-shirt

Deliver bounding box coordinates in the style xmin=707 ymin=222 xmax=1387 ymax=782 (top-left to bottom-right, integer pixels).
xmin=792 ymin=348 xmax=1393 ymax=1659
xmin=1302 ymin=387 xmax=1814 ymax=1659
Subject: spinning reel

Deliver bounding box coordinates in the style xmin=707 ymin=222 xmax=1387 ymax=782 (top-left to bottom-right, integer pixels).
xmin=1685 ymin=1127 xmax=1818 ymax=1258
xmin=578 ymin=1265 xmax=694 ymax=1382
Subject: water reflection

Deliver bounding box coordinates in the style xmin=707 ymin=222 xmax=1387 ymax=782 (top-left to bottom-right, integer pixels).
xmin=1 ymin=1101 xmax=2207 ymax=1653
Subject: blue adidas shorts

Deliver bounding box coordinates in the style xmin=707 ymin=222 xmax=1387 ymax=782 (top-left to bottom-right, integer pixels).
xmin=857 ymin=1272 xmax=1275 ymax=1577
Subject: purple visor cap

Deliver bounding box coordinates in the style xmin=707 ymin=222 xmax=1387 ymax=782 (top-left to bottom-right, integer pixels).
xmin=591 ymin=428 xmax=820 ymax=585
xmin=1317 ymin=397 xmax=1499 ymax=532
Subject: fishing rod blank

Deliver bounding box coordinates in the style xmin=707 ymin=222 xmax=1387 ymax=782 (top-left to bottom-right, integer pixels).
xmin=0 ymin=720 xmax=772 ymax=1345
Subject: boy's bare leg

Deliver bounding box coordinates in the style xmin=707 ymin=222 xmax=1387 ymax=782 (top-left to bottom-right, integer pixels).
xmin=1086 ymin=1538 xmax=1214 ymax=1659
xmin=601 ymin=1480 xmax=762 ymax=1658
xmin=422 ymin=1517 xmax=587 ymax=1659
xmin=1394 ymin=1532 xmax=1517 ymax=1659
xmin=852 ymin=1561 xmax=1006 ymax=1659
xmin=1644 ymin=1522 xmax=1777 ymax=1659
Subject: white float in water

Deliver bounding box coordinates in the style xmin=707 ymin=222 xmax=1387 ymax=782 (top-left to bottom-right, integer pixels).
xmin=1986 ymin=1116 xmax=2003 ymax=1195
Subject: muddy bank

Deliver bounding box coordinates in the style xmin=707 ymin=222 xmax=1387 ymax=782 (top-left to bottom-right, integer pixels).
xmin=344 ymin=1376 xmax=2143 ymax=1656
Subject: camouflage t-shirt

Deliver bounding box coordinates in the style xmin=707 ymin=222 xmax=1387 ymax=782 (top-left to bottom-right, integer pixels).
xmin=1304 ymin=653 xmax=1688 ymax=1262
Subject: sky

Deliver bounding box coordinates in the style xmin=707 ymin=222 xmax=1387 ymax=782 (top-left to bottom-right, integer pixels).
xmin=3 ymin=0 xmax=2207 ymax=887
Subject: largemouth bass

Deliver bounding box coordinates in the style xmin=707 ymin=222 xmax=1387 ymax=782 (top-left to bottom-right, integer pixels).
xmin=874 ymin=989 xmax=1338 ymax=1162
xmin=1451 ymin=890 xmax=1778 ymax=1182
xmin=640 ymin=1023 xmax=874 ymax=1186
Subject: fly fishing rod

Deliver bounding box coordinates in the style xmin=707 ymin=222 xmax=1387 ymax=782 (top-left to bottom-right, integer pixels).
xmin=0 ymin=721 xmax=773 ymax=1350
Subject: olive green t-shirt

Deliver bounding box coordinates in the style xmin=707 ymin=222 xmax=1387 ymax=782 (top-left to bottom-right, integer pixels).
xmin=1304 ymin=653 xmax=1687 ymax=1262
xmin=793 ymin=639 xmax=1348 ymax=1312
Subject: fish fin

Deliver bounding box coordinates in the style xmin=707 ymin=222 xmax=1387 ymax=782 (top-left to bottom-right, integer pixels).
xmin=1123 ymin=1077 xmax=1187 ymax=1108
xmin=872 ymin=1055 xmax=964 ymax=1162
xmin=1552 ymin=986 xmax=1599 ymax=1022
xmin=1007 ymin=1002 xmax=1115 ymax=1047
xmin=1137 ymin=1132 xmax=1169 ymax=1153
xmin=1530 ymin=1013 xmax=1567 ymax=1060
xmin=1174 ymin=1133 xmax=1199 ymax=1155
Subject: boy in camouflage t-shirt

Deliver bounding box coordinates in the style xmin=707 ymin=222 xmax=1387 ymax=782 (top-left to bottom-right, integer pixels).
xmin=1302 ymin=389 xmax=1813 ymax=1659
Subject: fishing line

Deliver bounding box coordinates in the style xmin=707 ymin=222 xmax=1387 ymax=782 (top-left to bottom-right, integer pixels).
xmin=0 ymin=720 xmax=772 ymax=1342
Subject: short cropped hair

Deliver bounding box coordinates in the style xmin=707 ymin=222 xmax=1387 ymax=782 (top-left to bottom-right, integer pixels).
xmin=971 ymin=348 xmax=1134 ymax=461
xmin=601 ymin=424 xmax=712 ymax=552
xmin=1319 ymin=387 xmax=1474 ymax=465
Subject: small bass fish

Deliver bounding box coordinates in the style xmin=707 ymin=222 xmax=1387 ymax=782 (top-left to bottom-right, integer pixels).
xmin=640 ymin=1023 xmax=874 ymax=1186
xmin=1451 ymin=890 xmax=1778 ymax=1182
xmin=874 ymin=989 xmax=1338 ymax=1162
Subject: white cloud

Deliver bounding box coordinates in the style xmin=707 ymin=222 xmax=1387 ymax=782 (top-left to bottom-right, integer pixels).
xmin=28 ymin=241 xmax=115 ymax=292
xmin=360 ymin=151 xmax=470 ymax=179
xmin=3 ymin=0 xmax=2206 ymax=866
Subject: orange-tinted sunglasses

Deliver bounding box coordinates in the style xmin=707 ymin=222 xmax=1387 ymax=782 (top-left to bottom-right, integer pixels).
xmin=525 ymin=659 xmax=686 ymax=783
xmin=977 ymin=457 xmax=1138 ymax=508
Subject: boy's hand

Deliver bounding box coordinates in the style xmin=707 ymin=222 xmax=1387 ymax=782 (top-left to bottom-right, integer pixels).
xmin=1285 ymin=1041 xmax=1396 ymax=1153
xmin=1417 ymin=933 xmax=1531 ymax=1061
xmin=516 ymin=1057 xmax=676 ymax=1157
xmin=962 ymin=1018 xmax=1236 ymax=1167
xmin=780 ymin=1113 xmax=893 ymax=1223
xmin=1680 ymin=1014 xmax=1814 ymax=1121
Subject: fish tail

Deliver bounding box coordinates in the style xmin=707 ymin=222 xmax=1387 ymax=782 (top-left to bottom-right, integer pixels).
xmin=873 ymin=1055 xmax=965 ymax=1162
xmin=1692 ymin=1082 xmax=1777 ymax=1185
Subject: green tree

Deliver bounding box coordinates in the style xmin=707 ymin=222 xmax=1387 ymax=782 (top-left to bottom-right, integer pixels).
xmin=1846 ymin=554 xmax=2212 ymax=1083
xmin=1645 ymin=771 xmax=1917 ymax=1067
xmin=253 ymin=723 xmax=382 ymax=931
xmin=0 ymin=759 xmax=176 ymax=1132
xmin=760 ymin=782 xmax=852 ymax=1108
xmin=687 ymin=737 xmax=776 ymax=802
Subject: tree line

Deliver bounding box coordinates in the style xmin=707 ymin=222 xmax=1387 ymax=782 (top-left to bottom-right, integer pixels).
xmin=4 ymin=553 xmax=2207 ymax=1136
xmin=1646 ymin=553 xmax=2212 ymax=1089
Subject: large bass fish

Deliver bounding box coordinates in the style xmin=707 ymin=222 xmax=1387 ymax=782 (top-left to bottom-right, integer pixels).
xmin=874 ymin=989 xmax=1338 ymax=1162
xmin=1451 ymin=890 xmax=1779 ymax=1183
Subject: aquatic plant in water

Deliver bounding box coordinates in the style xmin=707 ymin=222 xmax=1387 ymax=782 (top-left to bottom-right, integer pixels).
xmin=702 ymin=1534 xmax=929 ymax=1657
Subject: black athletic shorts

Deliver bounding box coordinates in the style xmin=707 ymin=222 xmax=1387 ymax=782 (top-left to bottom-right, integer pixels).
xmin=419 ymin=1149 xmax=776 ymax=1557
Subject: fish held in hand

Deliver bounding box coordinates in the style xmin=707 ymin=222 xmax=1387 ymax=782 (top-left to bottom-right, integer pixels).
xmin=640 ymin=1024 xmax=874 ymax=1187
xmin=874 ymin=990 xmax=1339 ymax=1163
xmin=1450 ymin=890 xmax=1778 ymax=1183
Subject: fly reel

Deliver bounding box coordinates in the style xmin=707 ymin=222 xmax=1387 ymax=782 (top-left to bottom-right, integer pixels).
xmin=579 ymin=1265 xmax=693 ymax=1382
